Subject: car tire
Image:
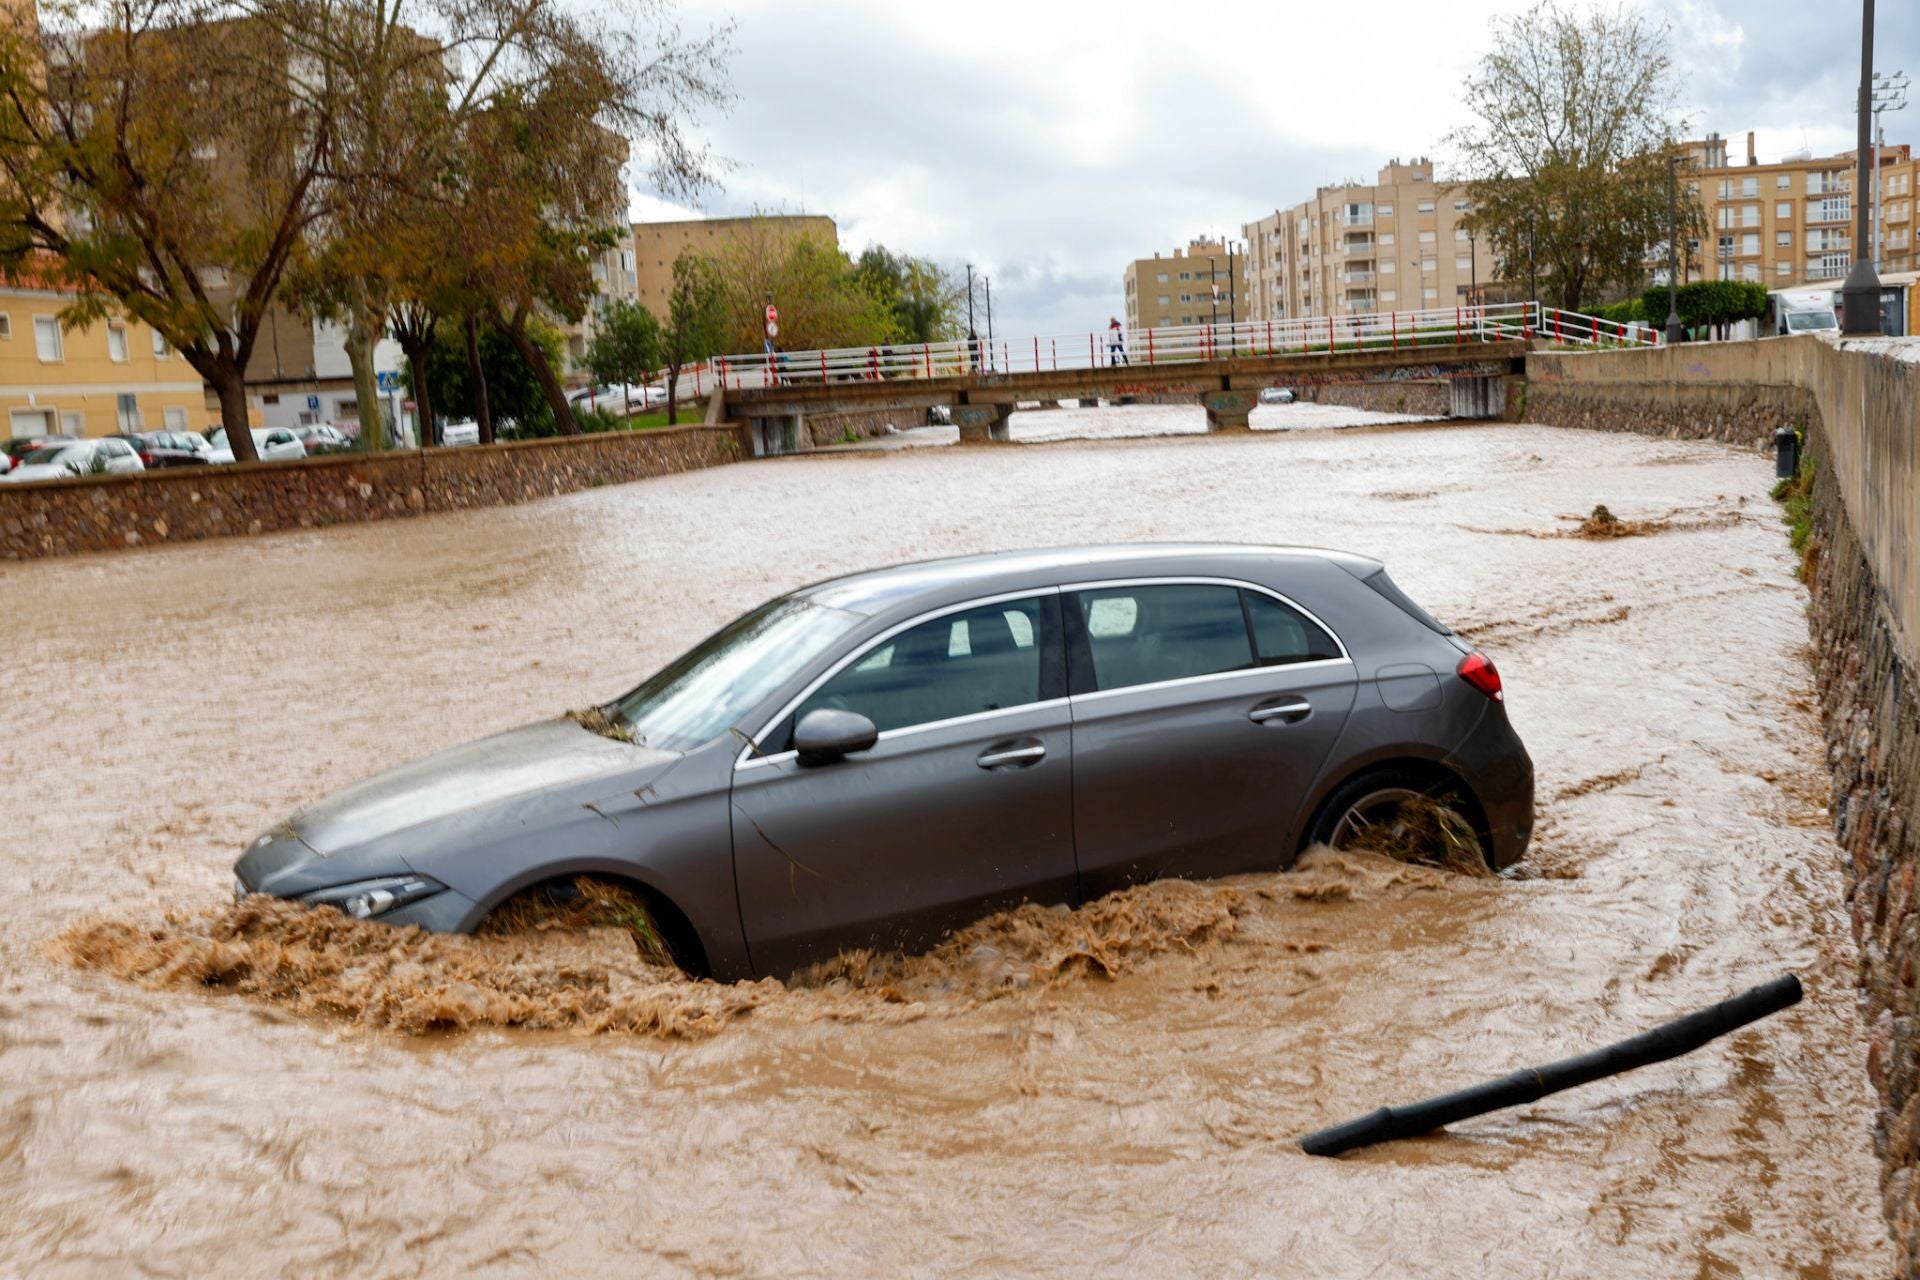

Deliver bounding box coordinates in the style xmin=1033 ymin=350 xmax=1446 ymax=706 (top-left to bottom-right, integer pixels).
xmin=1303 ymin=767 xmax=1490 ymax=870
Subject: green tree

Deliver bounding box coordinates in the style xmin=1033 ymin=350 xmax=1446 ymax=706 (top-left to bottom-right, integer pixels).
xmin=709 ymin=217 xmax=895 ymax=353
xmin=853 ymin=247 xmax=965 ymax=344
xmin=584 ymin=300 xmax=664 ymax=416
xmin=661 ymin=251 xmax=727 ymax=425
xmin=1449 ymin=2 xmax=1706 ymax=311
xmin=409 ymin=315 xmax=564 ymax=436
xmin=1641 ymin=280 xmax=1769 ymax=338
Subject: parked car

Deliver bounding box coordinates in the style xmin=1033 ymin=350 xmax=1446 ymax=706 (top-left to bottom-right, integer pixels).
xmin=569 ymin=383 xmax=666 ymax=414
xmin=1258 ymin=387 xmax=1295 ymax=405
xmin=206 ymin=427 xmax=305 ymax=464
xmin=2 ymin=437 xmax=145 ymax=482
xmin=115 ymin=430 xmax=213 ymax=468
xmin=234 ymin=545 xmax=1534 ymax=980
xmin=294 ymin=424 xmax=354 ymax=455
xmin=434 ymin=420 xmax=481 ymax=447
xmin=6 ymin=434 xmax=79 ymax=469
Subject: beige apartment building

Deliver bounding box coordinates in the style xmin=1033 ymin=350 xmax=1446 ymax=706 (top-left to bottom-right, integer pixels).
xmin=1122 ymin=239 xmax=1252 ymax=330
xmin=1679 ymin=130 xmax=1917 ymax=288
xmin=1240 ymin=158 xmax=1502 ymax=323
xmin=630 ymin=215 xmax=839 ymax=317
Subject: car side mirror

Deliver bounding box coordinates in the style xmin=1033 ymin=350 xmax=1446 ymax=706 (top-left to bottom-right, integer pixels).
xmin=793 ymin=708 xmax=878 ymax=766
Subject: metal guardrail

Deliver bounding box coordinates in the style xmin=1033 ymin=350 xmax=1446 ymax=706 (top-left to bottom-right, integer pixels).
xmin=709 ymin=302 xmax=1655 ymax=392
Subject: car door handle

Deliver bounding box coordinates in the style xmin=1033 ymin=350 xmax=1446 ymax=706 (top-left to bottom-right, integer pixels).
xmin=1249 ymin=697 xmax=1312 ymax=725
xmin=977 ymin=740 xmax=1046 ymax=769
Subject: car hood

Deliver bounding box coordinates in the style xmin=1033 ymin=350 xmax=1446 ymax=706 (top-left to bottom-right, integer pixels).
xmin=288 ymin=717 xmax=678 ymax=859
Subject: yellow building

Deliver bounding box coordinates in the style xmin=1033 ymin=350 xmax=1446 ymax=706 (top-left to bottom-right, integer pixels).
xmin=1241 ymin=158 xmax=1502 ymax=321
xmin=1683 ymin=130 xmax=1916 ymax=287
xmin=630 ymin=215 xmax=838 ymax=317
xmin=1122 ymin=239 xmax=1252 ymax=331
xmin=1 ymin=266 xmax=209 ymax=440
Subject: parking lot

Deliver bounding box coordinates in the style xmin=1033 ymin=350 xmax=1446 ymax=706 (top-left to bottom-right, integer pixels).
xmin=0 ymin=412 xmax=1887 ymax=1276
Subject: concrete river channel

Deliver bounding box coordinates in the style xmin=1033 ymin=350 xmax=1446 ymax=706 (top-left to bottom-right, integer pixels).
xmin=0 ymin=406 xmax=1888 ymax=1275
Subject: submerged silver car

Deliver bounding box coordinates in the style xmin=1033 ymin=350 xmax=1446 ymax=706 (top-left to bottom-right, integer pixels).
xmin=236 ymin=545 xmax=1533 ymax=980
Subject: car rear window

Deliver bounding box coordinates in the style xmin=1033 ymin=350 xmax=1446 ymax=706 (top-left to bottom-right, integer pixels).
xmin=1362 ymin=568 xmax=1452 ymax=635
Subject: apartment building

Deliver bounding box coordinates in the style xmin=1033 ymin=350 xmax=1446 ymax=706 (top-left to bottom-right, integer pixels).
xmin=1240 ymin=159 xmax=1501 ymax=322
xmin=1679 ymin=130 xmax=1917 ymax=288
xmin=630 ymin=215 xmax=839 ymax=318
xmin=1 ymin=261 xmax=209 ymax=439
xmin=1121 ymin=240 xmax=1252 ymax=330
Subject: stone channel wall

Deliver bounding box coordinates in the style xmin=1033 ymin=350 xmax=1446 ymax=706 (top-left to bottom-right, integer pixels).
xmin=0 ymin=424 xmax=745 ymax=561
xmin=1530 ymin=336 xmax=1920 ymax=1271
xmin=1305 ymin=382 xmax=1450 ymax=417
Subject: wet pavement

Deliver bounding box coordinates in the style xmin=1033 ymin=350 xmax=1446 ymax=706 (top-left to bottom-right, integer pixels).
xmin=0 ymin=416 xmax=1887 ymax=1276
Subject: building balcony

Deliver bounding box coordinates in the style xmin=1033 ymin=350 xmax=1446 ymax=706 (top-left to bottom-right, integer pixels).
xmin=1343 ymin=271 xmax=1376 ymax=285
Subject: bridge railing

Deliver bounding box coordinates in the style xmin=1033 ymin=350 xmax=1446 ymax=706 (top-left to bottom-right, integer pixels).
xmin=709 ymin=301 xmax=1655 ymax=391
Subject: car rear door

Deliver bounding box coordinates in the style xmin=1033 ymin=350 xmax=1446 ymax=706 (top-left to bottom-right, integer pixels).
xmin=730 ymin=591 xmax=1075 ymax=977
xmin=1064 ymin=579 xmax=1358 ymax=896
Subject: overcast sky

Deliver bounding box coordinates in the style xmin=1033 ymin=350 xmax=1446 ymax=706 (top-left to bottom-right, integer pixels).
xmin=628 ymin=0 xmax=1920 ymax=338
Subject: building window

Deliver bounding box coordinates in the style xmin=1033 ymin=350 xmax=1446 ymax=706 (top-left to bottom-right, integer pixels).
xmin=1777 ymin=261 xmax=1792 ymax=276
xmin=0 ymin=313 xmax=9 ymax=340
xmin=1418 ymin=230 xmax=1435 ymax=243
xmin=1156 ymin=295 xmax=1169 ymax=306
xmin=1379 ymin=261 xmax=1395 ymax=274
xmin=1741 ymin=233 xmax=1760 ymax=255
xmin=1717 ymin=235 xmax=1734 ymax=257
xmin=115 ymin=393 xmax=139 ymax=430
xmin=151 ymin=329 xmax=170 ymax=358
xmin=164 ymin=407 xmax=187 ymax=430
xmin=1455 ymin=257 xmax=1471 ymax=270
xmin=1777 ymin=174 xmax=1792 ymax=190
xmin=1420 ymin=258 xmax=1436 ymax=272
xmin=60 ymin=411 xmax=82 ymax=435
xmin=1742 ymin=205 xmax=1760 ymax=227
xmin=1776 ymin=201 xmax=1792 ymax=219
xmin=1378 ymin=233 xmax=1394 ymax=246
xmin=1818 ymin=196 xmax=1851 ymax=223
xmin=107 ymin=323 xmax=129 ymax=362
xmin=1417 ymin=200 xmax=1435 ymax=214
xmin=1380 ymin=290 xmax=1396 ymax=302
xmin=1454 ymin=227 xmax=1468 ymax=241
xmin=1742 ymin=177 xmax=1759 ymax=197
xmin=1377 ymin=204 xmax=1394 ymax=216
xmin=1156 ymin=273 xmax=1168 ymax=283
xmin=1178 ymin=271 xmax=1190 ymax=280
xmin=1742 ymin=262 xmax=1761 ymax=282
xmin=33 ymin=316 xmax=61 ymax=362
xmin=1453 ymin=199 xmax=1469 ymax=212
xmin=1179 ymin=293 xmax=1191 ymax=303
xmin=1717 ymin=179 xmax=1734 ymax=199
xmin=1777 ymin=231 xmax=1792 ymax=247
xmin=1422 ymin=287 xmax=1438 ymax=300
xmin=1717 ymin=207 xmax=1734 ymax=229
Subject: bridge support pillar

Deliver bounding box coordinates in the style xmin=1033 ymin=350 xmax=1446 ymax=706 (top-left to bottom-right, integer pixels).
xmin=748 ymin=414 xmax=811 ymax=457
xmin=1204 ymin=389 xmax=1256 ymax=432
xmin=954 ymin=403 xmax=1013 ymax=444
xmin=1447 ymin=377 xmax=1503 ymax=420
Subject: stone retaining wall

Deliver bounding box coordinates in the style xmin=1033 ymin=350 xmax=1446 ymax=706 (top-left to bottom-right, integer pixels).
xmin=0 ymin=424 xmax=745 ymax=561
xmin=1305 ymin=382 xmax=1450 ymax=417
xmin=805 ymin=407 xmax=920 ymax=448
xmin=1528 ymin=335 xmax=1920 ymax=1272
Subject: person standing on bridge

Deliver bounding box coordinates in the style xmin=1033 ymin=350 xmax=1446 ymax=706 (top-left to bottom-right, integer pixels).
xmin=1108 ymin=317 xmax=1128 ymax=367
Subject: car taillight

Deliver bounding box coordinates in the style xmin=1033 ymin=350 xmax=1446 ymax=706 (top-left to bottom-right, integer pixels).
xmin=1457 ymin=651 xmax=1503 ymax=702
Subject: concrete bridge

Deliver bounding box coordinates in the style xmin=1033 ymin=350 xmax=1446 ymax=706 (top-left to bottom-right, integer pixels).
xmin=704 ymin=302 xmax=1644 ymax=453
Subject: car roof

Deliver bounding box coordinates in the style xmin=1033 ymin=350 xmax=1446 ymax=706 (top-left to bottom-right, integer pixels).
xmin=795 ymin=544 xmax=1383 ymax=616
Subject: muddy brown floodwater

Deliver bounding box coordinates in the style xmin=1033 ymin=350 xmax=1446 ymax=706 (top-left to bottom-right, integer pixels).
xmin=0 ymin=416 xmax=1889 ymax=1277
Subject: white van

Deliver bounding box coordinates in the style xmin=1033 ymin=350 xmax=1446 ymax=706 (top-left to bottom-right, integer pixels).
xmin=1763 ymin=287 xmax=1840 ymax=336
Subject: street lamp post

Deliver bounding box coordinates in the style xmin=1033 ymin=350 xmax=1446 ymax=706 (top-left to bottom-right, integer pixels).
xmin=1666 ymin=152 xmax=1685 ymax=345
xmin=1842 ymin=0 xmax=1882 ymax=334
xmin=1227 ymin=238 xmax=1239 ymax=355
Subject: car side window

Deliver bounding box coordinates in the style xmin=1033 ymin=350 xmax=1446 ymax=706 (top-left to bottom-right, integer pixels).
xmin=1069 ymin=584 xmax=1253 ymax=691
xmin=795 ymin=597 xmax=1047 ymax=735
xmin=1246 ymin=592 xmax=1342 ymax=665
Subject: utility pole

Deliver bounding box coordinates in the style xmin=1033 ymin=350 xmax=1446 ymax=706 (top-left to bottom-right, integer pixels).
xmin=1227 ymin=239 xmax=1238 ymax=355
xmin=1872 ymin=71 xmax=1910 ymax=268
xmin=1666 ymin=152 xmax=1685 ymax=344
xmin=984 ymin=276 xmax=994 ymax=370
xmin=966 ymin=262 xmax=977 ymax=371
xmin=1842 ymin=0 xmax=1882 ymax=333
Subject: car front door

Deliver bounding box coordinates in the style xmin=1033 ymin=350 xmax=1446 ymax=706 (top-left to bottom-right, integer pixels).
xmin=730 ymin=592 xmax=1075 ymax=977
xmin=1065 ymin=579 xmax=1359 ymax=896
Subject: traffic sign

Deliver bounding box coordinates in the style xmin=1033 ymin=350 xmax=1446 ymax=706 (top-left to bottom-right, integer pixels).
xmin=306 ymin=394 xmax=321 ymax=411
xmin=376 ymin=370 xmax=400 ymax=392
xmin=766 ymin=320 xmax=779 ymax=338
xmin=765 ymin=303 xmax=779 ymax=325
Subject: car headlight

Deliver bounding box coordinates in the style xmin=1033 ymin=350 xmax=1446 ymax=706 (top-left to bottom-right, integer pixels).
xmin=299 ymin=875 xmax=446 ymax=920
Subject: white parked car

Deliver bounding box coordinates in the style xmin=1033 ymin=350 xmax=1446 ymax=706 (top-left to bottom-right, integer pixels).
xmin=1 ymin=437 xmax=145 ymax=482
xmin=206 ymin=427 xmax=306 ymax=464
xmin=1257 ymin=386 xmax=1295 ymax=405
xmin=568 ymin=383 xmax=666 ymax=414
xmin=434 ymin=419 xmax=481 ymax=447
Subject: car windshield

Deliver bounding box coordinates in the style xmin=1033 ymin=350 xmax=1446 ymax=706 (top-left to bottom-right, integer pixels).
xmin=208 ymin=429 xmax=229 ymax=448
xmin=610 ymin=596 xmax=864 ymax=754
xmin=1786 ymin=311 xmax=1837 ymax=332
xmin=21 ymin=445 xmax=74 ymax=465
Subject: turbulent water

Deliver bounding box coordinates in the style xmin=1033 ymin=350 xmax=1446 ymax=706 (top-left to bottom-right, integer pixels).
xmin=0 ymin=412 xmax=1888 ymax=1276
